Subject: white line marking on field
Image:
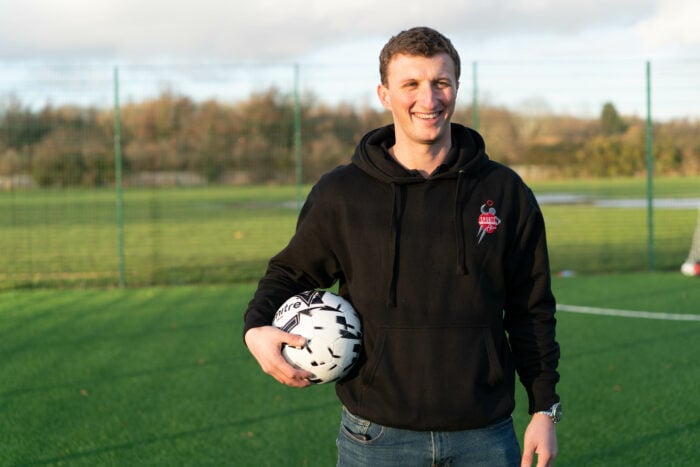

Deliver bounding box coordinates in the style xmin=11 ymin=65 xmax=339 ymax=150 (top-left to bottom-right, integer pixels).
xmin=557 ymin=304 xmax=700 ymax=321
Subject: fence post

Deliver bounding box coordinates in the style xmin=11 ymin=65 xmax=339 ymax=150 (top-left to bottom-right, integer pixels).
xmin=294 ymin=63 xmax=303 ymax=210
xmin=645 ymin=60 xmax=655 ymax=271
xmin=472 ymin=61 xmax=479 ymax=130
xmin=113 ymin=66 xmax=126 ymax=287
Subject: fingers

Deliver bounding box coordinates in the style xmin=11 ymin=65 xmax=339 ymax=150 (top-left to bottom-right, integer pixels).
xmin=275 ymin=365 xmax=314 ymax=387
xmin=271 ymin=361 xmax=315 ymax=387
xmin=521 ymin=449 xmax=555 ymax=467
xmin=245 ymin=326 xmax=315 ymax=387
xmin=277 ymin=335 xmax=315 ymax=386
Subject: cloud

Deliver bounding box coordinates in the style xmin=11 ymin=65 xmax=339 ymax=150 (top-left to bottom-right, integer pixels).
xmin=637 ymin=0 xmax=700 ymax=47
xmin=0 ymin=0 xmax=688 ymax=61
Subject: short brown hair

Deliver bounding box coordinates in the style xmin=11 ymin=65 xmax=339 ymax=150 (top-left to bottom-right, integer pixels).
xmin=379 ymin=27 xmax=461 ymax=85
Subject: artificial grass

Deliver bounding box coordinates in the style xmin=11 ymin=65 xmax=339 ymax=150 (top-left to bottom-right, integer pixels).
xmin=1 ymin=274 xmax=699 ymax=465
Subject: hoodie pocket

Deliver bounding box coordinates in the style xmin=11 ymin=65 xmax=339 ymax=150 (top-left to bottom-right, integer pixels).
xmin=359 ymin=325 xmax=509 ymax=427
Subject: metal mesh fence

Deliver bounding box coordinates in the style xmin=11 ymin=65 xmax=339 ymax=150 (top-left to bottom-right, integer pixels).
xmin=1 ymin=60 xmax=699 ymax=289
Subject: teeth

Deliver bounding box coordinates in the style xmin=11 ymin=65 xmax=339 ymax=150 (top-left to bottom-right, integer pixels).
xmin=415 ymin=112 xmax=440 ymax=119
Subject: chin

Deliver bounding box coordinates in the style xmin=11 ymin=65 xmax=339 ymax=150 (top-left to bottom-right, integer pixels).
xmin=417 ymin=128 xmax=450 ymax=145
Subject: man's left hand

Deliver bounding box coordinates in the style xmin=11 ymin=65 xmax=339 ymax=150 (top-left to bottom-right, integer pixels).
xmin=521 ymin=413 xmax=558 ymax=466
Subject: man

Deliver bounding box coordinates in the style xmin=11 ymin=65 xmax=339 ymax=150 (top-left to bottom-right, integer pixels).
xmin=244 ymin=26 xmax=561 ymax=466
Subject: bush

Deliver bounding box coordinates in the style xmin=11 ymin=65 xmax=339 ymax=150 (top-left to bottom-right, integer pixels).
xmin=31 ymin=128 xmax=112 ymax=187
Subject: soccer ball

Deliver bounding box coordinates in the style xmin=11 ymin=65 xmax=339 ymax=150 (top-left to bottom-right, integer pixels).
xmin=680 ymin=261 xmax=700 ymax=277
xmin=272 ymin=290 xmax=362 ymax=384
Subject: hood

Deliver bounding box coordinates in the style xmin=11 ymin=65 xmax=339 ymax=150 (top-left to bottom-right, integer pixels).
xmin=351 ymin=123 xmax=490 ymax=183
xmin=350 ymin=123 xmax=491 ymax=307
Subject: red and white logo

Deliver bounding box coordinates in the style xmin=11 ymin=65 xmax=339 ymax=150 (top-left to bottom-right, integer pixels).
xmin=477 ymin=200 xmax=501 ymax=244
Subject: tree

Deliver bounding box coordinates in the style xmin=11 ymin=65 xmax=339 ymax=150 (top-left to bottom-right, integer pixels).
xmin=600 ymin=102 xmax=628 ymax=135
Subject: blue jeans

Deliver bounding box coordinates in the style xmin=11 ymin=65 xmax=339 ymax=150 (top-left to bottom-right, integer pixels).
xmin=336 ymin=407 xmax=521 ymax=467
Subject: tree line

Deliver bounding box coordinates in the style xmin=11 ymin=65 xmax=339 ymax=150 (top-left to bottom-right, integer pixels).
xmin=0 ymin=89 xmax=698 ymax=188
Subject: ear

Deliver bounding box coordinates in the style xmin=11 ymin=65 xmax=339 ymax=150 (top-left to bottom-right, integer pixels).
xmin=377 ymin=83 xmax=392 ymax=111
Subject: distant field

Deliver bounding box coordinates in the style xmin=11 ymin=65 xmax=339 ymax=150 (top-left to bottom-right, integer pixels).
xmin=1 ymin=176 xmax=698 ymax=289
xmin=529 ymin=175 xmax=700 ymax=198
xmin=0 ymin=186 xmax=302 ymax=289
xmin=1 ymin=273 xmax=698 ymax=465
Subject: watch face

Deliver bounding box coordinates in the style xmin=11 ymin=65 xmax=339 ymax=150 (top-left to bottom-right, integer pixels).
xmin=552 ymin=403 xmax=562 ymax=423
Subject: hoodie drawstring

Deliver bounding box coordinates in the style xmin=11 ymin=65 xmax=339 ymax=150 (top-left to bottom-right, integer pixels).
xmin=387 ymin=182 xmax=400 ymax=307
xmin=387 ymin=173 xmax=469 ymax=308
xmin=455 ymin=170 xmax=469 ymax=275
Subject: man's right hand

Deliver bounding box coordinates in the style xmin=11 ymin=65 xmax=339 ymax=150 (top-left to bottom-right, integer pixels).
xmin=244 ymin=326 xmax=314 ymax=387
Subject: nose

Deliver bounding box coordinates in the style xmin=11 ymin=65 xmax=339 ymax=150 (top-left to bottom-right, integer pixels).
xmin=417 ymin=83 xmax=438 ymax=107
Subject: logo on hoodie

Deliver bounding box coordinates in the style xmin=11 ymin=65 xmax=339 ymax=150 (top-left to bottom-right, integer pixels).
xmin=477 ymin=200 xmax=501 ymax=244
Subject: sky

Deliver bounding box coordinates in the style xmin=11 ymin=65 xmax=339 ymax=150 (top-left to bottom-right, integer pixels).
xmin=1 ymin=0 xmax=699 ymax=118
xmin=1 ymin=0 xmax=699 ymax=61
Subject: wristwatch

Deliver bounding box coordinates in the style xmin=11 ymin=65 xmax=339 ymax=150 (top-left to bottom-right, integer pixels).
xmin=536 ymin=402 xmax=562 ymax=424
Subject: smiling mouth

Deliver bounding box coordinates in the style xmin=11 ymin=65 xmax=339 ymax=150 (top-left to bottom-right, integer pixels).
xmin=413 ymin=111 xmax=441 ymax=120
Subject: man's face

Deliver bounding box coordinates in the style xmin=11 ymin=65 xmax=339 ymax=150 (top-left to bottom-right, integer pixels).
xmin=377 ymin=53 xmax=458 ymax=149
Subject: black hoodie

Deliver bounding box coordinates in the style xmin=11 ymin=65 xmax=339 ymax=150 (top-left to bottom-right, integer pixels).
xmin=244 ymin=123 xmax=560 ymax=431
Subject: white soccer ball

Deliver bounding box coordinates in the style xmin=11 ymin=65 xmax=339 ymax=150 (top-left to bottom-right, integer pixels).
xmin=272 ymin=290 xmax=363 ymax=384
xmin=680 ymin=261 xmax=700 ymax=277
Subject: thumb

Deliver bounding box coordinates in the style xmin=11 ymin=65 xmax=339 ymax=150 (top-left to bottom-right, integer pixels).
xmin=285 ymin=333 xmax=307 ymax=349
xmin=521 ymin=447 xmax=534 ymax=467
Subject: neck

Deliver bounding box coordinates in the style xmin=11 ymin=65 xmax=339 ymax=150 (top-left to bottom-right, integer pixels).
xmin=389 ymin=140 xmax=451 ymax=178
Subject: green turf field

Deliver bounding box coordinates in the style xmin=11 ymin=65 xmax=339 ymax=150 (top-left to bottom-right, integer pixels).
xmin=1 ymin=274 xmax=699 ymax=466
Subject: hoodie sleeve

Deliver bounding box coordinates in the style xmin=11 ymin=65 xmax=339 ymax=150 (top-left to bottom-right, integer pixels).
xmin=243 ymin=181 xmax=342 ymax=338
xmin=503 ymin=187 xmax=560 ymax=414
